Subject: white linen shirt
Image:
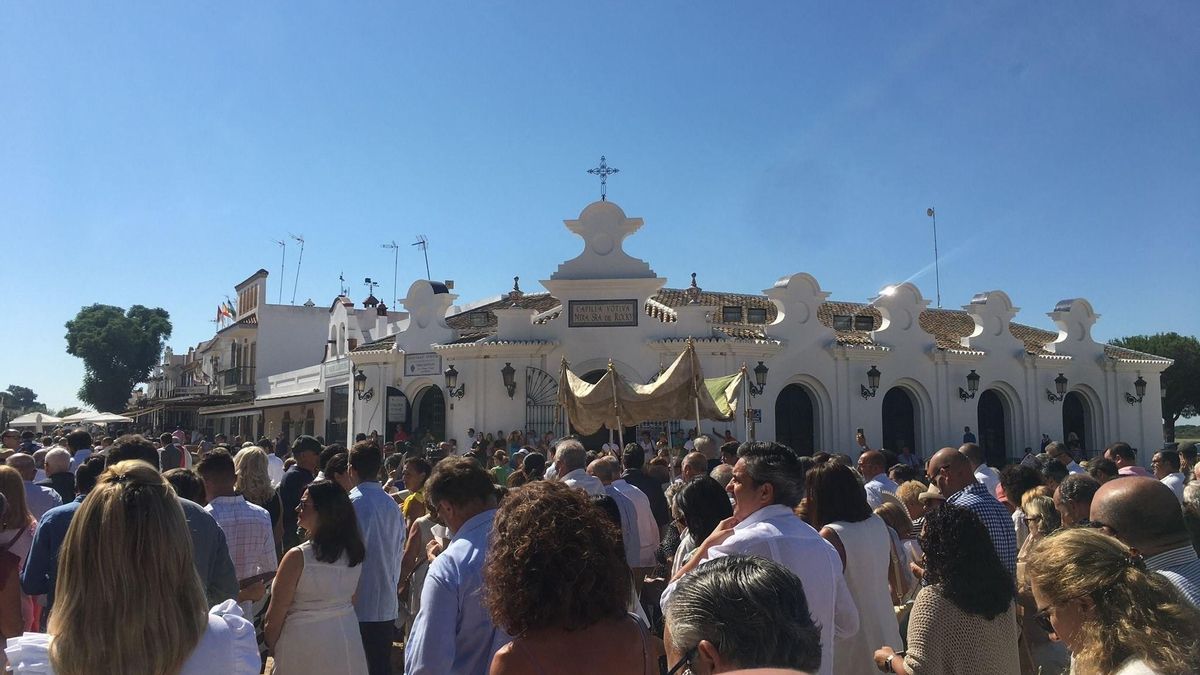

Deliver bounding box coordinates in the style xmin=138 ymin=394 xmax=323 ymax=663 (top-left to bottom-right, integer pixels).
xmin=1161 ymin=472 xmax=1187 ymax=502
xmin=561 ymin=468 xmax=605 ymax=497
xmin=23 ymin=482 xmax=61 ymax=521
xmin=608 ymin=479 xmax=660 ymax=567
xmin=974 ymin=465 xmax=1002 ymax=499
xmin=662 ymin=504 xmax=859 ymax=675
xmin=863 ymin=473 xmax=900 ymax=510
xmin=204 ymin=495 xmax=277 ymax=580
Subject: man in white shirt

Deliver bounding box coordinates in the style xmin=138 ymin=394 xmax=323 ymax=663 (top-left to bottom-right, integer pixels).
xmin=589 ymin=458 xmax=658 ymax=574
xmin=554 ymin=439 xmax=604 ymax=496
xmin=1153 ymin=450 xmax=1187 ymax=502
xmin=1045 ymin=441 xmax=1085 ymax=475
xmin=7 ymin=453 xmax=62 ymax=519
xmin=961 ymin=442 xmax=1001 ymax=499
xmin=65 ymin=430 xmax=93 ymax=472
xmin=857 ymin=450 xmax=898 ymax=509
xmin=666 ymin=442 xmax=859 ymax=675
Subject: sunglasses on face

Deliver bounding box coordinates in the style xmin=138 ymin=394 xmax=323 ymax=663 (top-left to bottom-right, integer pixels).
xmin=1034 ymin=606 xmax=1055 ymax=634
xmin=660 ymin=646 xmax=697 ymax=675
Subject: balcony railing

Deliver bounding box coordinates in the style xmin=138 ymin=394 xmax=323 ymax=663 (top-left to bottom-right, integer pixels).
xmin=218 ymin=367 xmax=256 ymax=393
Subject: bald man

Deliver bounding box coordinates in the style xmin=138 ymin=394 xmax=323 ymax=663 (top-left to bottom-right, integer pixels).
xmin=680 ymin=452 xmax=708 ymax=483
xmin=1090 ymin=476 xmax=1200 ymax=606
xmin=926 ymin=447 xmax=1017 ymax=575
xmin=857 ymin=450 xmax=898 ymax=509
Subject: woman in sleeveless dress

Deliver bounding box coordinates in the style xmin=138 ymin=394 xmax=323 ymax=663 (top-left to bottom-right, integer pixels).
xmin=484 ymin=481 xmax=663 ymax=675
xmin=807 ymin=462 xmax=903 ymax=675
xmin=266 ymin=480 xmax=368 ymax=674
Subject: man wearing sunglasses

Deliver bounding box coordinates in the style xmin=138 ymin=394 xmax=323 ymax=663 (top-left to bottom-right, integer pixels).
xmin=926 ymin=447 xmax=1017 ymax=577
xmin=663 ymin=442 xmax=858 ymax=675
xmin=1090 ymin=476 xmax=1200 ymax=606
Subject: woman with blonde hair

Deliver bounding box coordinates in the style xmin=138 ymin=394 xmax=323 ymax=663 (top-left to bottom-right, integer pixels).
xmin=1016 ymin=492 xmax=1068 ymax=674
xmin=234 ymin=446 xmax=284 ymax=557
xmin=0 ymin=465 xmax=36 ymax=632
xmin=4 ymin=460 xmax=259 ymax=674
xmin=1026 ymin=528 xmax=1200 ymax=675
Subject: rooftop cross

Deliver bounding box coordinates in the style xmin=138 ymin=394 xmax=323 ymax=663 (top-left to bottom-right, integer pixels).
xmin=586 ymin=155 xmax=620 ymax=201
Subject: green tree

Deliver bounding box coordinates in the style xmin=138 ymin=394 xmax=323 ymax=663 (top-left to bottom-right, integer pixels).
xmin=1109 ymin=332 xmax=1200 ymax=442
xmin=0 ymin=385 xmax=48 ymax=414
xmin=65 ymin=304 xmax=172 ymax=414
xmin=54 ymin=406 xmax=83 ymax=418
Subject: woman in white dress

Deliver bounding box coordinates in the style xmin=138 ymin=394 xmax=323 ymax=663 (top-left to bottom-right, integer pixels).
xmin=266 ymin=479 xmax=368 ymax=674
xmin=4 ymin=459 xmax=260 ymax=674
xmin=807 ymin=462 xmax=903 ymax=675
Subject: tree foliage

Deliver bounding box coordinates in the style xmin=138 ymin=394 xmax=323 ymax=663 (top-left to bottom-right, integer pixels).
xmin=0 ymin=386 xmax=48 ymax=417
xmin=65 ymin=304 xmax=172 ymax=413
xmin=1109 ymin=332 xmax=1200 ymax=440
xmin=54 ymin=406 xmax=83 ymax=418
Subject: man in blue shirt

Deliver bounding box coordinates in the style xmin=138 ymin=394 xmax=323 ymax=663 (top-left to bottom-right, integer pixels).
xmin=927 ymin=447 xmax=1018 ymax=577
xmin=348 ymin=442 xmax=405 ymax=675
xmin=21 ymin=456 xmax=106 ymax=618
xmin=405 ymin=457 xmax=508 ymax=675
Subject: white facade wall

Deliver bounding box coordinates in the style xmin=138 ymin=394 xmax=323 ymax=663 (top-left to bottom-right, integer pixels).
xmin=327 ymin=201 xmax=1171 ymax=464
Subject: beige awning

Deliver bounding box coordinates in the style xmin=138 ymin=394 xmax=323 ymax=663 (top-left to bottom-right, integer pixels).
xmin=559 ymin=341 xmax=744 ymax=435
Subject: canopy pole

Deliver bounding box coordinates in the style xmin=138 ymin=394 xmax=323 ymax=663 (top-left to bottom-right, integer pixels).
xmin=689 ymin=340 xmax=701 ymax=432
xmin=741 ymin=363 xmax=750 ymax=442
xmin=559 ymin=357 xmax=570 ymax=440
xmin=609 ymin=359 xmax=623 ymax=450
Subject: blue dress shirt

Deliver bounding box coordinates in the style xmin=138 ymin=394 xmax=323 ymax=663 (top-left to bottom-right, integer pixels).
xmin=405 ymin=508 xmax=510 ymax=675
xmin=947 ymin=481 xmax=1018 ymax=576
xmin=349 ymin=481 xmax=406 ymax=622
xmin=20 ymin=496 xmax=84 ymax=606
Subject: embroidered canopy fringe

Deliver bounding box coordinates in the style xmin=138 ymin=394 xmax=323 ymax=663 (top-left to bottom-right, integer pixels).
xmin=558 ymin=341 xmax=744 ymax=435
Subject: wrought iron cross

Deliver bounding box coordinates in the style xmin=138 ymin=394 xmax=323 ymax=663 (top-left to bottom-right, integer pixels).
xmin=587 ymin=155 xmax=619 ymax=201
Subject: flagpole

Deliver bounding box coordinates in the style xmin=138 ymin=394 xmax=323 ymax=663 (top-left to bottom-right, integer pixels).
xmin=927 ymin=207 xmax=942 ymax=308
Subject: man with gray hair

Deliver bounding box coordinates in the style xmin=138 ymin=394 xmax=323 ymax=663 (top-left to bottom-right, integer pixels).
xmin=709 ymin=463 xmax=733 ymax=488
xmin=1045 ymin=441 xmax=1085 ymax=475
xmin=665 ymin=441 xmax=857 ymax=675
xmin=553 ymin=439 xmax=604 ymax=496
xmin=1053 ymin=473 xmax=1100 ymax=527
xmin=663 ymin=555 xmax=822 ymax=675
xmin=692 ymin=435 xmax=718 ymax=472
xmin=36 ymin=447 xmax=75 ymax=503
xmin=588 ymin=457 xmax=657 ymax=577
xmin=680 ymin=452 xmax=708 ymax=483
xmin=7 ymin=453 xmax=61 ymax=519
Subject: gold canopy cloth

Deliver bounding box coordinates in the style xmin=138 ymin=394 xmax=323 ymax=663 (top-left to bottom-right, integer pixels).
xmin=558 ymin=342 xmax=745 ymax=435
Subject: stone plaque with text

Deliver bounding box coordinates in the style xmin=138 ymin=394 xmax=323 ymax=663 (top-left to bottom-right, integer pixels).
xmin=568 ymin=299 xmax=639 ymax=328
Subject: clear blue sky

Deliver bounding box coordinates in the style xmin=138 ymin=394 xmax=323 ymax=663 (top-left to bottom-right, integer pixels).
xmin=2 ymin=2 xmax=1197 ymax=413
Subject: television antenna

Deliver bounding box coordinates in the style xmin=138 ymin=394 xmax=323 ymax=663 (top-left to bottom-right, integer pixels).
xmin=271 ymin=239 xmax=286 ymax=303
xmin=412 ymin=235 xmax=431 ymax=280
xmin=381 ymin=240 xmax=401 ymax=306
xmin=289 ymin=233 xmax=305 ymax=305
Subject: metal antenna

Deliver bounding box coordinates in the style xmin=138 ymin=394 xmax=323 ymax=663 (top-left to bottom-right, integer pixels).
xmin=289 ymin=233 xmax=305 ymax=305
xmin=272 ymin=239 xmax=286 ymax=304
xmin=412 ymin=235 xmax=430 ymax=280
xmin=338 ymin=271 xmax=348 ymax=296
xmin=381 ymin=241 xmax=400 ymax=306
xmin=364 ymin=277 xmax=379 ymax=298
xmin=927 ymin=207 xmax=942 ymax=308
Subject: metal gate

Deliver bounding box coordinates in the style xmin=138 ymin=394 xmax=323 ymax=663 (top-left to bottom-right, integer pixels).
xmin=525 ymin=366 xmax=559 ymax=440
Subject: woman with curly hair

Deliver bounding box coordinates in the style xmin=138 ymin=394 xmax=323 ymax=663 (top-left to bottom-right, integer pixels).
xmin=1025 ymin=528 xmax=1200 ymax=675
xmin=484 ymin=480 xmax=664 ymax=674
xmin=874 ymin=503 xmax=1019 ymax=675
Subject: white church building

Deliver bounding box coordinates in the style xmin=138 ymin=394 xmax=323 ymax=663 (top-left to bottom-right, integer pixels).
xmin=263 ymin=199 xmax=1170 ymax=466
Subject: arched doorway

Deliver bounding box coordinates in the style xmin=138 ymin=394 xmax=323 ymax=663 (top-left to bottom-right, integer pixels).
xmin=977 ymin=389 xmax=1007 ymax=467
xmin=571 ymin=369 xmax=636 ymax=451
xmin=775 ymin=384 xmax=816 ymax=456
xmin=881 ymin=387 xmax=917 ymax=456
xmin=413 ymin=386 xmax=446 ymax=443
xmin=1062 ymin=391 xmax=1091 ymax=459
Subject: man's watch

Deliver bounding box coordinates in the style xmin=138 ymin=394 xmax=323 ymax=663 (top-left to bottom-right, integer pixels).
xmin=884 ymin=653 xmax=896 ymax=673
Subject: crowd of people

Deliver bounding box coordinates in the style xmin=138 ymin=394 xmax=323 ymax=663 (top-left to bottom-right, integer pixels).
xmin=0 ymin=423 xmax=1197 ymax=674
